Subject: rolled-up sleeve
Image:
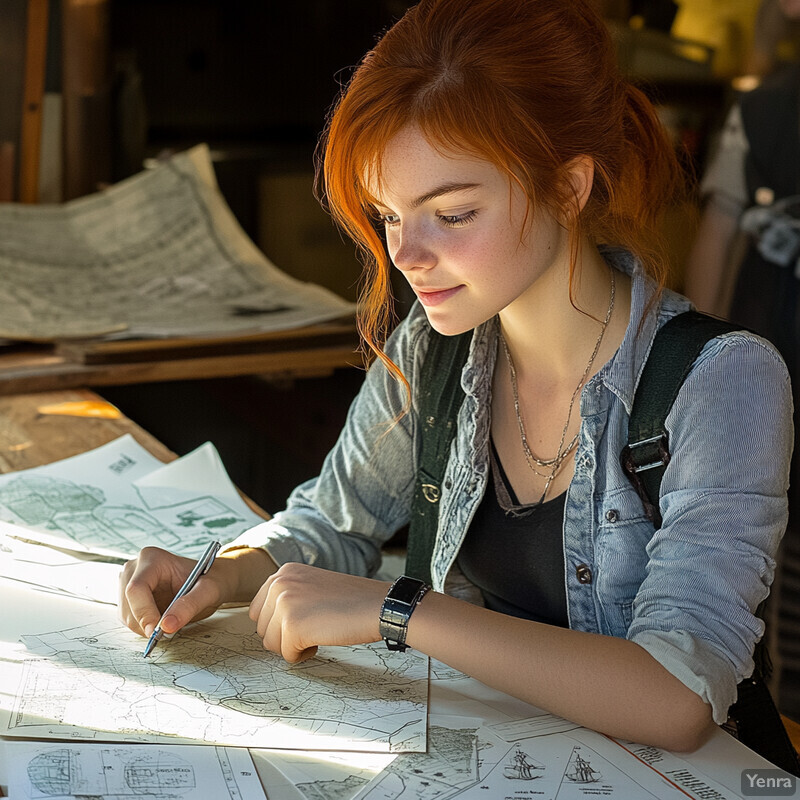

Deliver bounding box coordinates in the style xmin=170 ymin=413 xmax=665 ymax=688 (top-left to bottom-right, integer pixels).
xmin=225 ymin=306 xmax=430 ymax=577
xmin=628 ymin=332 xmax=793 ymax=723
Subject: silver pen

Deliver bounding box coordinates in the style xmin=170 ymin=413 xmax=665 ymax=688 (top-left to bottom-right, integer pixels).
xmin=142 ymin=540 xmax=222 ymax=658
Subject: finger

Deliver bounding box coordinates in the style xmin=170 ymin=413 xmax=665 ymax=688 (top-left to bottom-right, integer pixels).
xmin=249 ymin=579 xmax=271 ymax=625
xmin=122 ymin=561 xmax=165 ymax=637
xmin=157 ymin=572 xmax=224 ymax=634
xmin=117 ymin=559 xmax=141 ymax=632
xmin=280 ymin=623 xmax=318 ymax=664
xmin=249 ymin=581 xmax=274 ymax=638
xmin=272 ymin=613 xmax=317 ymax=664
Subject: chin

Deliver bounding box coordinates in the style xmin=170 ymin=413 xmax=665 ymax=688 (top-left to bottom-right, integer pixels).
xmin=424 ymin=311 xmax=480 ymax=338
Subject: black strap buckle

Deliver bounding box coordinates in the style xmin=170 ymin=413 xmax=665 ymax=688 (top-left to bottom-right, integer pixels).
xmin=623 ymin=433 xmax=671 ymax=474
xmin=620 ymin=434 xmax=670 ymax=526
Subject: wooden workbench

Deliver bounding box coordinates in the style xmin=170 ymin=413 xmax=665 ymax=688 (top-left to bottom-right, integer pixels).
xmin=0 ymin=320 xmax=361 ymax=396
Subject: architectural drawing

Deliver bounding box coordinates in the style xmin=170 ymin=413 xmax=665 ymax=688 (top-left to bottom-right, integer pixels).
xmin=7 ymin=612 xmax=428 ymax=753
xmin=0 ymin=436 xmax=265 ymax=560
xmin=8 ymin=742 xmax=267 ymax=800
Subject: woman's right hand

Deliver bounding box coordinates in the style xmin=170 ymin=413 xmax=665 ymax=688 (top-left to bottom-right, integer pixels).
xmin=118 ymin=545 xmax=275 ymax=639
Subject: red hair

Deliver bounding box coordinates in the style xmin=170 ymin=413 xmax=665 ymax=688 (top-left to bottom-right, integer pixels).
xmin=316 ymin=0 xmax=682 ymax=379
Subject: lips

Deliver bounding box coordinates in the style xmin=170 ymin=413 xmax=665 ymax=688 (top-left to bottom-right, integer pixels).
xmin=413 ymin=285 xmax=463 ymax=307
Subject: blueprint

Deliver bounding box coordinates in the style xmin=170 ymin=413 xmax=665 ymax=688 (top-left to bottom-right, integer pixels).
xmin=352 ymin=717 xmax=742 ymax=800
xmin=5 ymin=610 xmax=429 ymax=753
xmin=6 ymin=741 xmax=267 ymax=800
xmin=0 ymin=434 xmax=265 ymax=562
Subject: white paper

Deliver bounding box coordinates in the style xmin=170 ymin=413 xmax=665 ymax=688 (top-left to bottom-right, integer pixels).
xmin=0 ymin=144 xmax=356 ymax=341
xmin=353 ymin=720 xmax=743 ymax=800
xmin=255 ymin=748 xmax=396 ymax=800
xmin=0 ymin=434 xmax=266 ymax=561
xmin=6 ymin=741 xmax=267 ymax=800
xmin=0 ymin=526 xmax=121 ymax=604
xmin=1 ymin=601 xmax=428 ymax=753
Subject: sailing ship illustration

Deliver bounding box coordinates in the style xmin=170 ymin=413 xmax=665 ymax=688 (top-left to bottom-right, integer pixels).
xmin=565 ymin=748 xmax=602 ymax=783
xmin=503 ymin=746 xmax=545 ymax=780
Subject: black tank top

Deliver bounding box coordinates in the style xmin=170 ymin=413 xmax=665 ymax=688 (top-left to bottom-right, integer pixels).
xmin=456 ymin=440 xmax=569 ymax=627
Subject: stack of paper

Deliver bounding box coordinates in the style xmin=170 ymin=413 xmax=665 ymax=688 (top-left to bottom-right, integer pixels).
xmin=0 ymin=434 xmax=267 ymax=603
xmin=0 ymin=144 xmax=356 ymax=342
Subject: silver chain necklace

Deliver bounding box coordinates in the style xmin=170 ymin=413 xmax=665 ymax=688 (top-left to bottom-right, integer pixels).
xmin=501 ymin=270 xmax=616 ymax=503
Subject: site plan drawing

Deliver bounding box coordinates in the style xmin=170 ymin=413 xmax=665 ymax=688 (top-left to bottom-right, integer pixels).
xmin=0 ymin=434 xmax=265 ymax=562
xmin=5 ymin=611 xmax=429 ymax=753
xmin=0 ymin=143 xmax=355 ymax=341
xmin=6 ymin=741 xmax=267 ymax=800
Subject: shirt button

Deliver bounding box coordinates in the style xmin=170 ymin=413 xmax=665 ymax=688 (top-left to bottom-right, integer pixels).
xmin=444 ymin=479 xmax=452 ymax=490
xmin=575 ymin=564 xmax=593 ymax=584
xmin=605 ymin=509 xmax=619 ymax=523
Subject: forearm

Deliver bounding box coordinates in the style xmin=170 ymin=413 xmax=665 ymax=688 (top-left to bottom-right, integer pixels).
xmin=683 ymin=202 xmax=740 ymax=317
xmin=406 ymin=591 xmax=715 ymax=752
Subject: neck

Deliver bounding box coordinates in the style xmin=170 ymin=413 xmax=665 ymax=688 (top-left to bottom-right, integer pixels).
xmin=499 ymin=243 xmax=630 ymax=382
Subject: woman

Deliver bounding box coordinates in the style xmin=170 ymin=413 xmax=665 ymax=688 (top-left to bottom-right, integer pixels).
xmin=119 ymin=0 xmax=792 ymax=754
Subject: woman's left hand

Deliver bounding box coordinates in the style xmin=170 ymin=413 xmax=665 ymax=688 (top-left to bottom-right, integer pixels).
xmin=248 ymin=562 xmax=390 ymax=662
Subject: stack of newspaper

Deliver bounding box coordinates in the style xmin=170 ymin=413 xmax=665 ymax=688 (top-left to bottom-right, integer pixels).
xmin=0 ymin=144 xmax=356 ymax=343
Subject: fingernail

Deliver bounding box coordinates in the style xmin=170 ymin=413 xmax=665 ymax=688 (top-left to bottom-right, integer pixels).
xmin=162 ymin=615 xmax=178 ymax=633
xmin=143 ymin=623 xmax=154 ymax=638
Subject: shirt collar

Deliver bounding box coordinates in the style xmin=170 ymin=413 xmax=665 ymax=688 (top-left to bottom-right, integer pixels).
xmin=592 ymin=246 xmax=691 ymax=415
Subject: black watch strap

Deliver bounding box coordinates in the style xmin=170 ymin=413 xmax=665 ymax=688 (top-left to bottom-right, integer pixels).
xmin=379 ymin=575 xmax=430 ymax=651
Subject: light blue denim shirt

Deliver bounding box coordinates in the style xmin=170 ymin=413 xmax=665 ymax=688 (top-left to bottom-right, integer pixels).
xmin=231 ymin=248 xmax=793 ymax=724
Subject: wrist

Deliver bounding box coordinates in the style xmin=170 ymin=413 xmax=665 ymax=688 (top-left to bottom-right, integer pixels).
xmin=379 ymin=575 xmax=430 ymax=651
xmin=217 ymin=546 xmax=277 ymax=602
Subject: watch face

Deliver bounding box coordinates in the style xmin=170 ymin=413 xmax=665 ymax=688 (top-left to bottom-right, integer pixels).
xmin=390 ymin=577 xmax=425 ymax=605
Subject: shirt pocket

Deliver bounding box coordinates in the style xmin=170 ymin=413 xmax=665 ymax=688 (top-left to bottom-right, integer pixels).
xmin=594 ymin=486 xmax=656 ymax=636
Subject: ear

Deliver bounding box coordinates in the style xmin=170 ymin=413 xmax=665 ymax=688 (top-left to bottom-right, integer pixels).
xmin=564 ymin=155 xmax=595 ymax=216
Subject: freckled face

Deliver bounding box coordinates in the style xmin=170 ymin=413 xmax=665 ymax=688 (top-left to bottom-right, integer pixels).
xmin=370 ymin=126 xmax=569 ymax=336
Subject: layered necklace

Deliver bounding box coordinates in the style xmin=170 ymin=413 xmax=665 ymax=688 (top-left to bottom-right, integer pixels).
xmin=501 ymin=270 xmax=616 ymax=504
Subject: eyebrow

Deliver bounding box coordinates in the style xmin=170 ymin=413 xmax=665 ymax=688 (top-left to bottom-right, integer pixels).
xmin=409 ymin=182 xmax=481 ymax=209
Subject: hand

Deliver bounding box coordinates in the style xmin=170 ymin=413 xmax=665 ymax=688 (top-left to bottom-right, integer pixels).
xmin=119 ymin=545 xmax=273 ymax=638
xmin=248 ymin=562 xmax=390 ymax=663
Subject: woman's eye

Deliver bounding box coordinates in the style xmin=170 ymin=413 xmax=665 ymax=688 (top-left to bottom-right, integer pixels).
xmin=379 ymin=213 xmax=400 ymax=226
xmin=438 ymin=210 xmax=478 ymax=228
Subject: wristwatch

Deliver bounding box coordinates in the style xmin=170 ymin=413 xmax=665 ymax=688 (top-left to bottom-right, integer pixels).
xmin=379 ymin=575 xmax=430 ymax=651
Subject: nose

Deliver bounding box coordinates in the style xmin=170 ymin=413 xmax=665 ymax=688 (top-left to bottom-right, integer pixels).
xmin=389 ymin=224 xmax=437 ymax=273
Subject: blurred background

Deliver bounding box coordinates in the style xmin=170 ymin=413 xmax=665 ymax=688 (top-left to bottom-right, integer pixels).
xmin=0 ymin=0 xmax=794 ymax=511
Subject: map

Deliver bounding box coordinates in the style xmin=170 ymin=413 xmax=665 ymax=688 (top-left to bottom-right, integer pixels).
xmin=6 ymin=612 xmax=429 ymax=753
xmin=6 ymin=741 xmax=267 ymax=800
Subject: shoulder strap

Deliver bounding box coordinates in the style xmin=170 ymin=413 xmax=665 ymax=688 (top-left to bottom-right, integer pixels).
xmin=405 ymin=329 xmax=472 ymax=585
xmin=620 ymin=310 xmax=740 ymax=528
xmin=622 ymin=311 xmax=800 ymax=775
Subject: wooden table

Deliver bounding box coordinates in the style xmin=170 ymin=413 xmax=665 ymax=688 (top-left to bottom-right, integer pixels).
xmin=0 ymin=320 xmax=361 ymax=396
xmin=0 ymin=388 xmax=175 ymax=470
xmin=2 ymin=388 xmax=799 ymax=777
xmin=0 ymin=387 xmax=270 ymax=522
